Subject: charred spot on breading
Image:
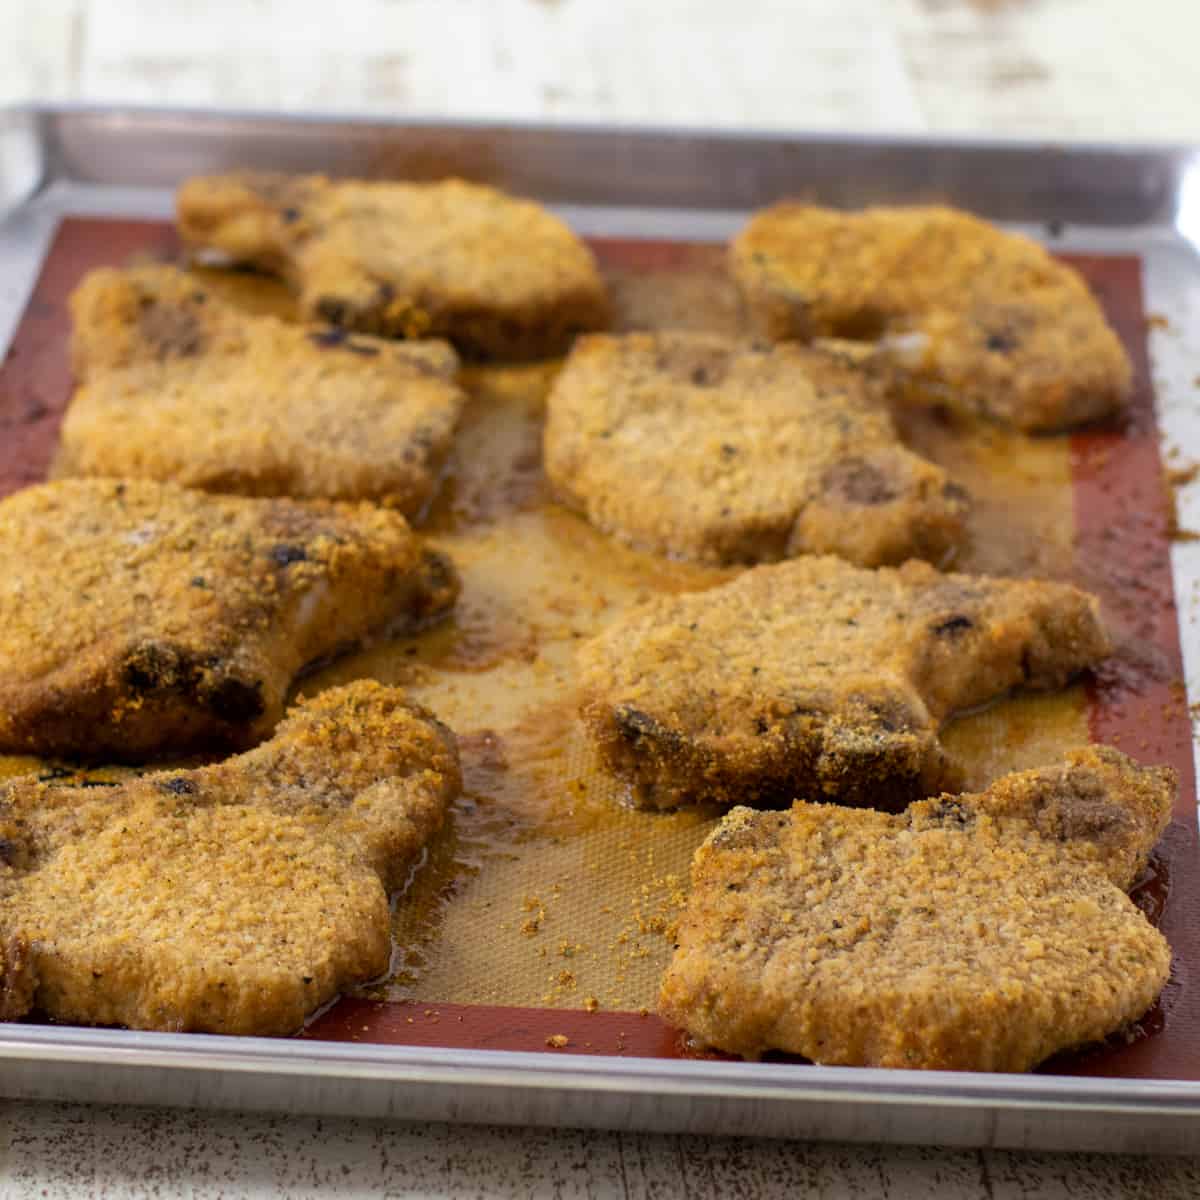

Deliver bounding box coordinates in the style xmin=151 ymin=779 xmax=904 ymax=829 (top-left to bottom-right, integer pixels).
xmin=1052 ymin=792 xmax=1127 ymax=842
xmin=305 ymin=326 xmax=381 ymax=356
xmin=730 ymin=204 xmax=1132 ymax=432
xmin=820 ymin=458 xmax=898 ymax=507
xmin=176 ymin=172 xmax=611 ymax=360
xmin=544 ymin=332 xmax=967 ymax=567
xmin=0 ymin=479 xmax=459 ymax=761
xmin=315 ymin=297 xmax=348 ymax=325
xmin=63 ymin=266 xmax=466 ymax=514
xmin=205 ymin=677 xmax=266 ymax=725
xmin=857 ymin=693 xmax=922 ymax=734
xmin=137 ymin=301 xmax=207 ymax=358
xmin=308 ymin=326 xmax=349 ymax=348
xmin=831 ymin=306 xmax=889 ymax=342
xmin=659 ymin=749 xmax=1173 ymax=1070
xmin=578 ymin=556 xmax=1110 ymax=810
xmin=123 ymin=641 xmax=190 ymax=696
xmin=120 ymin=641 xmax=268 ymax=729
xmin=923 ymin=798 xmax=973 ymax=827
xmin=157 ymin=777 xmax=198 ymax=796
xmin=409 ymin=548 xmax=460 ymax=617
xmin=0 ymin=681 xmax=460 ymax=1035
xmin=614 ymin=705 xmax=671 ymax=746
xmin=932 ymin=615 xmax=973 ymax=636
xmin=270 ymin=544 xmax=308 ymax=567
xmin=654 ymin=339 xmax=732 ymax=387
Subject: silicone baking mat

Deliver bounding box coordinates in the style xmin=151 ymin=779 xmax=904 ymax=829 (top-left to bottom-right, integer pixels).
xmin=0 ymin=218 xmax=1195 ymax=1079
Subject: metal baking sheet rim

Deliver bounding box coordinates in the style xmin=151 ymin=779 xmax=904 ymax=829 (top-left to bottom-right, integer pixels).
xmin=0 ymin=1027 xmax=1198 ymax=1153
xmin=2 ymin=103 xmax=1200 ymax=1153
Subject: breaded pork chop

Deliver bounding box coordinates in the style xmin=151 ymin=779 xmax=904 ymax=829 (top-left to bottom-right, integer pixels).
xmin=177 ymin=172 xmax=610 ymax=360
xmin=0 ymin=681 xmax=460 ymax=1035
xmin=579 ymin=556 xmax=1110 ymax=810
xmin=659 ymin=747 xmax=1174 ymax=1070
xmin=731 ymin=205 xmax=1131 ymax=433
xmin=60 ymin=267 xmax=466 ymax=514
xmin=544 ymin=332 xmax=966 ymax=566
xmin=0 ymin=480 xmax=458 ymax=761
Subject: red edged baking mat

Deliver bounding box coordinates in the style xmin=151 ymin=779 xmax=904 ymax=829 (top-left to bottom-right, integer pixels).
xmin=0 ymin=219 xmax=1196 ymax=1077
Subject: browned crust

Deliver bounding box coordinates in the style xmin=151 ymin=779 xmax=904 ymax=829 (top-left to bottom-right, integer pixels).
xmin=544 ymin=332 xmax=968 ymax=566
xmin=659 ymin=747 xmax=1173 ymax=1070
xmin=0 ymin=935 xmax=36 ymax=1022
xmin=730 ymin=204 xmax=1132 ymax=433
xmin=922 ymin=743 xmax=1175 ymax=892
xmin=176 ymin=172 xmax=611 ymax=360
xmin=579 ymin=556 xmax=1111 ymax=810
xmin=61 ymin=266 xmax=466 ymax=514
xmin=0 ymin=479 xmax=459 ymax=761
xmin=0 ymin=681 xmax=460 ymax=1035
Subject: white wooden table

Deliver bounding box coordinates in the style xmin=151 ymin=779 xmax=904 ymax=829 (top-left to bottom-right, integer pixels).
xmin=2 ymin=0 xmax=1200 ymax=1194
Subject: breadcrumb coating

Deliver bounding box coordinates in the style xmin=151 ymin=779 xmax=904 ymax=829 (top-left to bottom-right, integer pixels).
xmin=61 ymin=266 xmax=466 ymax=514
xmin=579 ymin=556 xmax=1110 ymax=809
xmin=544 ymin=332 xmax=967 ymax=566
xmin=177 ymin=172 xmax=610 ymax=360
xmin=659 ymin=747 xmax=1173 ymax=1070
xmin=0 ymin=479 xmax=459 ymax=760
xmin=0 ymin=681 xmax=460 ymax=1034
xmin=731 ymin=204 xmax=1131 ymax=432
xmin=0 ymin=936 xmax=35 ymax=1021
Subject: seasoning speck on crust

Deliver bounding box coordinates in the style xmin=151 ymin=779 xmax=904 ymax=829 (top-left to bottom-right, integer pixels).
xmin=0 ymin=479 xmax=459 ymax=760
xmin=579 ymin=556 xmax=1110 ymax=810
xmin=177 ymin=172 xmax=611 ymax=360
xmin=659 ymin=747 xmax=1174 ymax=1071
xmin=60 ymin=266 xmax=466 ymax=514
xmin=730 ymin=204 xmax=1131 ymax=433
xmin=0 ymin=681 xmax=459 ymax=1035
xmin=544 ymin=331 xmax=967 ymax=566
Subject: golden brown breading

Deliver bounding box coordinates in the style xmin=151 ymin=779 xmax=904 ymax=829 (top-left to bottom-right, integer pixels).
xmin=0 ymin=681 xmax=460 ymax=1035
xmin=658 ymin=747 xmax=1174 ymax=1070
xmin=920 ymin=744 xmax=1173 ymax=892
xmin=730 ymin=204 xmax=1131 ymax=433
xmin=0 ymin=936 xmax=36 ymax=1022
xmin=544 ymin=332 xmax=966 ymax=566
xmin=0 ymin=480 xmax=459 ymax=761
xmin=579 ymin=556 xmax=1110 ymax=810
xmin=60 ymin=266 xmax=466 ymax=514
xmin=176 ymin=172 xmax=610 ymax=360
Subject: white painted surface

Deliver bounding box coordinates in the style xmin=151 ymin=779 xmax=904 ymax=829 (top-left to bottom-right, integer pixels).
xmin=2 ymin=1103 xmax=1200 ymax=1199
xmin=2 ymin=0 xmax=1200 ymax=141
xmin=2 ymin=0 xmax=1200 ymax=1194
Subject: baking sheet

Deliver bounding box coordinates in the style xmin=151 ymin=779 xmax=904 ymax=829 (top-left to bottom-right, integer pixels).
xmin=1 ymin=106 xmax=1200 ymax=1151
xmin=1 ymin=218 xmax=1193 ymax=1076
